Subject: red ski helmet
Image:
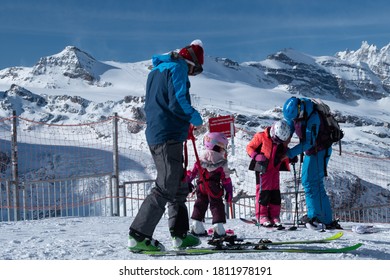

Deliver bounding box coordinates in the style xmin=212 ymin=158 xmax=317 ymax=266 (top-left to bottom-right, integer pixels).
xmin=179 ymin=39 xmax=204 ymax=65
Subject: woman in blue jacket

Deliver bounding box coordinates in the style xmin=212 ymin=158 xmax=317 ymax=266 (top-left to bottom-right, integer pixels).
xmin=283 ymin=97 xmax=341 ymax=229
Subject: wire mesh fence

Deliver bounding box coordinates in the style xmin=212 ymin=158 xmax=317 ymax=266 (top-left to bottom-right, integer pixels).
xmin=1 ymin=114 xmax=389 ymax=223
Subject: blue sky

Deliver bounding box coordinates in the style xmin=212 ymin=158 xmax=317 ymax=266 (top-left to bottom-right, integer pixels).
xmin=1 ymin=0 xmax=390 ymax=69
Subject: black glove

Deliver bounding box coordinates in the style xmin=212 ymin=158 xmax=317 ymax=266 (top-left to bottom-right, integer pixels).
xmin=289 ymin=156 xmax=298 ymax=164
xmin=188 ymin=182 xmax=195 ymax=193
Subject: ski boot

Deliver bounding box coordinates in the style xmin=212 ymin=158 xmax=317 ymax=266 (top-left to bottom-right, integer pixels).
xmin=172 ymin=233 xmax=201 ymax=249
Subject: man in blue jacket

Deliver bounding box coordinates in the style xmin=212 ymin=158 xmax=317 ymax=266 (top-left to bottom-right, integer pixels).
xmin=129 ymin=40 xmax=204 ymax=252
xmin=283 ymin=97 xmax=341 ymax=230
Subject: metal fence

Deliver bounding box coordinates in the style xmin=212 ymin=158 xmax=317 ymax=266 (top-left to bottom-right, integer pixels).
xmin=3 ymin=176 xmax=389 ymax=224
xmin=1 ymin=113 xmax=389 ymax=224
xmin=0 ymin=173 xmax=113 ymax=222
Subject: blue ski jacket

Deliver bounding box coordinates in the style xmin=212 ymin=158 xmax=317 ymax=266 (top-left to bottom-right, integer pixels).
xmin=144 ymin=53 xmax=203 ymax=145
xmin=285 ymin=99 xmax=333 ymax=224
xmin=286 ymin=98 xmax=323 ymax=158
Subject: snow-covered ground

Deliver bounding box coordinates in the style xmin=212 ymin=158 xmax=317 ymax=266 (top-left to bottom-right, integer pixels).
xmin=1 ymin=216 xmax=389 ymax=260
xmin=1 ymin=216 xmax=389 ymax=279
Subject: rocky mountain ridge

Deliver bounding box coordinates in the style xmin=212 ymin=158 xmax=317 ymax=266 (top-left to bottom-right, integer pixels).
xmin=0 ymin=42 xmax=389 ymax=152
xmin=0 ymin=42 xmax=389 ymax=147
xmin=0 ymin=46 xmax=115 ymax=89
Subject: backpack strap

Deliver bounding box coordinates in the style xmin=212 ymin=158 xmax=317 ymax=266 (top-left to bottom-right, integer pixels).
xmin=296 ymin=99 xmax=309 ymax=143
xmin=323 ymin=147 xmax=330 ymax=177
xmin=183 ymin=138 xmax=188 ymax=176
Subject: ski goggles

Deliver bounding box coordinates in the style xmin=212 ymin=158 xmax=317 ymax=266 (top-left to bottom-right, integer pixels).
xmin=271 ymin=135 xmax=284 ymax=144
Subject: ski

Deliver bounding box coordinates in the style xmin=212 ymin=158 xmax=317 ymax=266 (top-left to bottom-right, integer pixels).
xmin=139 ymin=243 xmax=363 ymax=256
xmin=207 ymin=231 xmax=344 ymax=247
xmin=240 ymin=217 xmax=261 ymax=226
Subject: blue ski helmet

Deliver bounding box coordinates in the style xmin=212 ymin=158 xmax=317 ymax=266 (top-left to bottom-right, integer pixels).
xmin=283 ymin=97 xmax=300 ymax=121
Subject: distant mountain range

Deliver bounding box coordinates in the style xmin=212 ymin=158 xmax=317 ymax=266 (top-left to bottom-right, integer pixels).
xmin=2 ymin=41 xmax=390 ymax=101
xmin=0 ymin=42 xmax=389 ymax=152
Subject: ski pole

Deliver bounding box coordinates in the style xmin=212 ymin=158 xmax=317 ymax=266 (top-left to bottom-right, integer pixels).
xmin=188 ymin=125 xmax=207 ymax=188
xmin=289 ymin=163 xmax=299 ymax=231
xmin=257 ymin=170 xmax=262 ymax=227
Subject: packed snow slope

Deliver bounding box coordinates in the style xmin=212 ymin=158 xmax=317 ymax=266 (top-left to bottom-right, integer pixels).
xmin=0 ymin=216 xmax=389 ymax=260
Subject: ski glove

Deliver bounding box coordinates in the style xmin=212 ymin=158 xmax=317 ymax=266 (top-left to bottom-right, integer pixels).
xmin=250 ymin=151 xmax=267 ymax=161
xmin=184 ymin=170 xmax=196 ymax=183
xmin=222 ymin=178 xmax=233 ymax=203
xmin=250 ymin=151 xmax=257 ymax=159
xmin=255 ymin=153 xmax=267 ymax=162
xmin=183 ymin=170 xmax=195 ymax=193
xmin=250 ymin=151 xmax=267 ymax=162
xmin=289 ymin=156 xmax=298 ymax=164
xmin=187 ymin=182 xmax=195 ymax=193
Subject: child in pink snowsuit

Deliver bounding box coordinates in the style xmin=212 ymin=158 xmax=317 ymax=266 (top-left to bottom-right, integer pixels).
xmin=246 ymin=120 xmax=293 ymax=227
xmin=186 ymin=132 xmax=233 ymax=237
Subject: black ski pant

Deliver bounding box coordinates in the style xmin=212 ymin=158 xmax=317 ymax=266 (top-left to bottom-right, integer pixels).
xmin=130 ymin=140 xmax=189 ymax=239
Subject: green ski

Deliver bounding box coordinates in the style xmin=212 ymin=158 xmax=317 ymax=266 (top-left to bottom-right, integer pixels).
xmin=206 ymin=231 xmax=344 ymax=248
xmin=140 ymin=243 xmax=363 ymax=256
xmin=256 ymin=231 xmax=344 ymax=245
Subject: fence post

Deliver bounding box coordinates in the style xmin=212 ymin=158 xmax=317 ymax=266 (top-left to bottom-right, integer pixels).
xmin=120 ymin=184 xmax=127 ymax=217
xmin=11 ymin=110 xmax=20 ymax=221
xmin=112 ymin=113 xmax=120 ymax=216
xmin=6 ymin=181 xmax=11 ymax=221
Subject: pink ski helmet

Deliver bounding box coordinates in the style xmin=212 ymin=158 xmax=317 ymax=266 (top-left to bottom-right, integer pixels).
xmin=203 ymin=132 xmax=228 ymax=151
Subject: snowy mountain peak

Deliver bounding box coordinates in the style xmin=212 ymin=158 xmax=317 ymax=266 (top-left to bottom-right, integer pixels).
xmin=0 ymin=46 xmax=116 ymax=89
xmin=31 ymin=46 xmax=115 ymax=85
xmin=267 ymin=48 xmax=317 ymax=66
xmin=251 ymin=42 xmax=390 ymax=100
xmin=336 ymin=41 xmax=390 ymax=66
xmin=32 ymin=46 xmax=96 ymax=75
xmin=335 ymin=41 xmax=390 ymax=91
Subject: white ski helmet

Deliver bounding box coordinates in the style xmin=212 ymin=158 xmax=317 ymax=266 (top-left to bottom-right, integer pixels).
xmin=270 ymin=120 xmax=291 ymax=143
xmin=203 ymin=132 xmax=228 ymax=151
